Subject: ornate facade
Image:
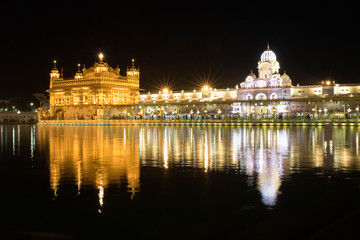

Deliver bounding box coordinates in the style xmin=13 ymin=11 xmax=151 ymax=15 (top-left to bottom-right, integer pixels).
xmin=45 ymin=46 xmax=360 ymax=120
xmin=48 ymin=53 xmax=140 ymax=120
xmin=138 ymin=45 xmax=360 ymax=116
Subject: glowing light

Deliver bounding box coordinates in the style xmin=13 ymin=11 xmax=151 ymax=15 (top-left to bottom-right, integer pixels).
xmin=202 ymin=85 xmax=210 ymax=91
xmin=99 ymin=52 xmax=104 ymax=61
xmin=326 ymin=80 xmax=331 ymax=85
xmin=162 ymin=88 xmax=169 ymax=94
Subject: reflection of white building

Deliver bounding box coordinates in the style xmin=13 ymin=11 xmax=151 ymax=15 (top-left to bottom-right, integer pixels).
xmin=138 ymin=44 xmax=360 ymax=115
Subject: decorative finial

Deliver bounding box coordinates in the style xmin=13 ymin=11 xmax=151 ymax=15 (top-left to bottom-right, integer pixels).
xmin=99 ymin=52 xmax=104 ymax=62
xmin=53 ymin=60 xmax=57 ymax=69
xmin=131 ymin=58 xmax=135 ymax=66
xmin=267 ymin=42 xmax=270 ymax=50
xmin=77 ymin=63 xmax=81 ymax=72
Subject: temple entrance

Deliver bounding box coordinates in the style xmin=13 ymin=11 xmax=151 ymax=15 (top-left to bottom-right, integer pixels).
xmin=55 ymin=109 xmax=64 ymax=120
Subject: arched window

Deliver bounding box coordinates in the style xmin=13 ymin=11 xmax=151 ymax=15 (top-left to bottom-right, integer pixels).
xmin=270 ymin=93 xmax=278 ymax=99
xmin=256 ymin=80 xmax=267 ymax=88
xmin=255 ymin=93 xmax=267 ymax=100
xmin=246 ymin=94 xmax=253 ymax=100
xmin=247 ymin=83 xmax=254 ymax=88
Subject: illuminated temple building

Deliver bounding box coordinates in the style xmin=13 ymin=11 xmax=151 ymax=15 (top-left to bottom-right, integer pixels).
xmin=47 ymin=53 xmax=140 ymax=120
xmin=45 ymin=46 xmax=360 ymax=120
xmin=139 ymin=44 xmax=360 ymax=116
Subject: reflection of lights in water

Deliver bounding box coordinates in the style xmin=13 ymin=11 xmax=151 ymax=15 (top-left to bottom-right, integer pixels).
xmin=232 ymin=129 xmax=240 ymax=165
xmin=30 ymin=125 xmax=35 ymax=160
xmin=204 ymin=132 xmax=209 ymax=171
xmin=258 ymin=167 xmax=281 ymax=207
xmin=39 ymin=126 xmax=140 ymax=202
xmin=17 ymin=125 xmax=20 ymax=153
xmin=356 ymin=132 xmax=359 ymax=156
xmin=124 ymin=128 xmax=126 ymax=149
xmin=164 ymin=128 xmax=168 ymax=169
xmin=98 ymin=173 xmax=104 ymax=213
xmin=257 ymin=151 xmax=283 ymax=207
xmin=329 ymin=140 xmax=333 ymax=155
xmin=254 ymin=128 xmax=285 ymax=207
xmin=12 ymin=127 xmax=15 ymax=156
xmin=77 ymin=160 xmax=82 ymax=194
xmin=50 ymin=159 xmax=60 ymax=198
xmin=1 ymin=126 xmax=3 ymax=153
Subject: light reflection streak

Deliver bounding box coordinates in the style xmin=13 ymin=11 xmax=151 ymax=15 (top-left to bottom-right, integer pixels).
xmin=164 ymin=127 xmax=168 ymax=169
xmin=38 ymin=126 xmax=141 ymax=207
xmin=356 ymin=132 xmax=359 ymax=156
xmin=30 ymin=125 xmax=35 ymax=160
xmin=204 ymin=131 xmax=209 ymax=171
xmin=1 ymin=125 xmax=3 ymax=153
xmin=33 ymin=125 xmax=360 ymax=208
xmin=17 ymin=125 xmax=20 ymax=153
xmin=97 ymin=172 xmax=104 ymax=213
xmin=12 ymin=126 xmax=15 ymax=156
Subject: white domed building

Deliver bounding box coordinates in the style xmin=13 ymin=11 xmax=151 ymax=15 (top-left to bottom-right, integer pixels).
xmin=136 ymin=44 xmax=360 ymax=118
xmin=237 ymin=44 xmax=293 ymax=114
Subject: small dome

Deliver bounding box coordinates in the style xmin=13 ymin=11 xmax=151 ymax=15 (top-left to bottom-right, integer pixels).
xmin=281 ymin=71 xmax=292 ymax=86
xmin=246 ymin=70 xmax=256 ymax=81
xmin=261 ymin=44 xmax=276 ymax=62
xmin=281 ymin=71 xmax=289 ymax=79
xmin=270 ymin=73 xmax=280 ymax=80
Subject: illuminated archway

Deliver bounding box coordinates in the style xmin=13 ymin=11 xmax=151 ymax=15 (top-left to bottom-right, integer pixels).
xmin=270 ymin=93 xmax=278 ymax=99
xmin=255 ymin=93 xmax=267 ymax=100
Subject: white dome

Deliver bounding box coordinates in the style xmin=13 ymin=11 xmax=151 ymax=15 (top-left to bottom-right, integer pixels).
xmin=261 ymin=49 xmax=277 ymax=62
xmin=281 ymin=71 xmax=292 ymax=86
xmin=246 ymin=70 xmax=256 ymax=81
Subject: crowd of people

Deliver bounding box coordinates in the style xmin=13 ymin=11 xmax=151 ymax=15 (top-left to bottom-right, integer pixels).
xmin=109 ymin=112 xmax=357 ymax=121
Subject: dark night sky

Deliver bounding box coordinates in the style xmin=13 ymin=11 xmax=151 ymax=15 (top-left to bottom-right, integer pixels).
xmin=0 ymin=1 xmax=358 ymax=98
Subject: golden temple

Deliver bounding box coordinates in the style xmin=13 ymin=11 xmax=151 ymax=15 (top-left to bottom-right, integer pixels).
xmin=47 ymin=53 xmax=140 ymax=120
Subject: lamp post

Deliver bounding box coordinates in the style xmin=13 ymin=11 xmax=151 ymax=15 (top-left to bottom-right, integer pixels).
xmin=251 ymin=107 xmax=255 ymax=120
xmin=356 ymin=105 xmax=359 ymax=119
xmin=312 ymin=104 xmax=317 ymax=119
xmin=324 ymin=107 xmax=328 ymax=118
xmin=318 ymin=108 xmax=322 ymax=119
xmin=272 ymin=106 xmax=277 ymax=119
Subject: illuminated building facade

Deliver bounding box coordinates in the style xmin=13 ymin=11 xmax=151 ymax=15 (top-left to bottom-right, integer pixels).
xmin=48 ymin=53 xmax=140 ymax=120
xmin=45 ymin=47 xmax=360 ymax=120
xmin=139 ymin=45 xmax=360 ymax=116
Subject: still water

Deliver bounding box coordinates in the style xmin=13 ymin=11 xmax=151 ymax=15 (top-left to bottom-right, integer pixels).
xmin=1 ymin=124 xmax=360 ymax=239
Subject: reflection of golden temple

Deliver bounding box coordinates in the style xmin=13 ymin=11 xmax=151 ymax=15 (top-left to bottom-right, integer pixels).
xmin=36 ymin=125 xmax=360 ymax=208
xmin=38 ymin=126 xmax=141 ymax=206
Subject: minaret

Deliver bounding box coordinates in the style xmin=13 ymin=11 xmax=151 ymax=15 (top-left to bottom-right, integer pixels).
xmin=74 ymin=63 xmax=83 ymax=79
xmin=126 ymin=59 xmax=140 ymax=88
xmin=50 ymin=60 xmax=61 ymax=88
